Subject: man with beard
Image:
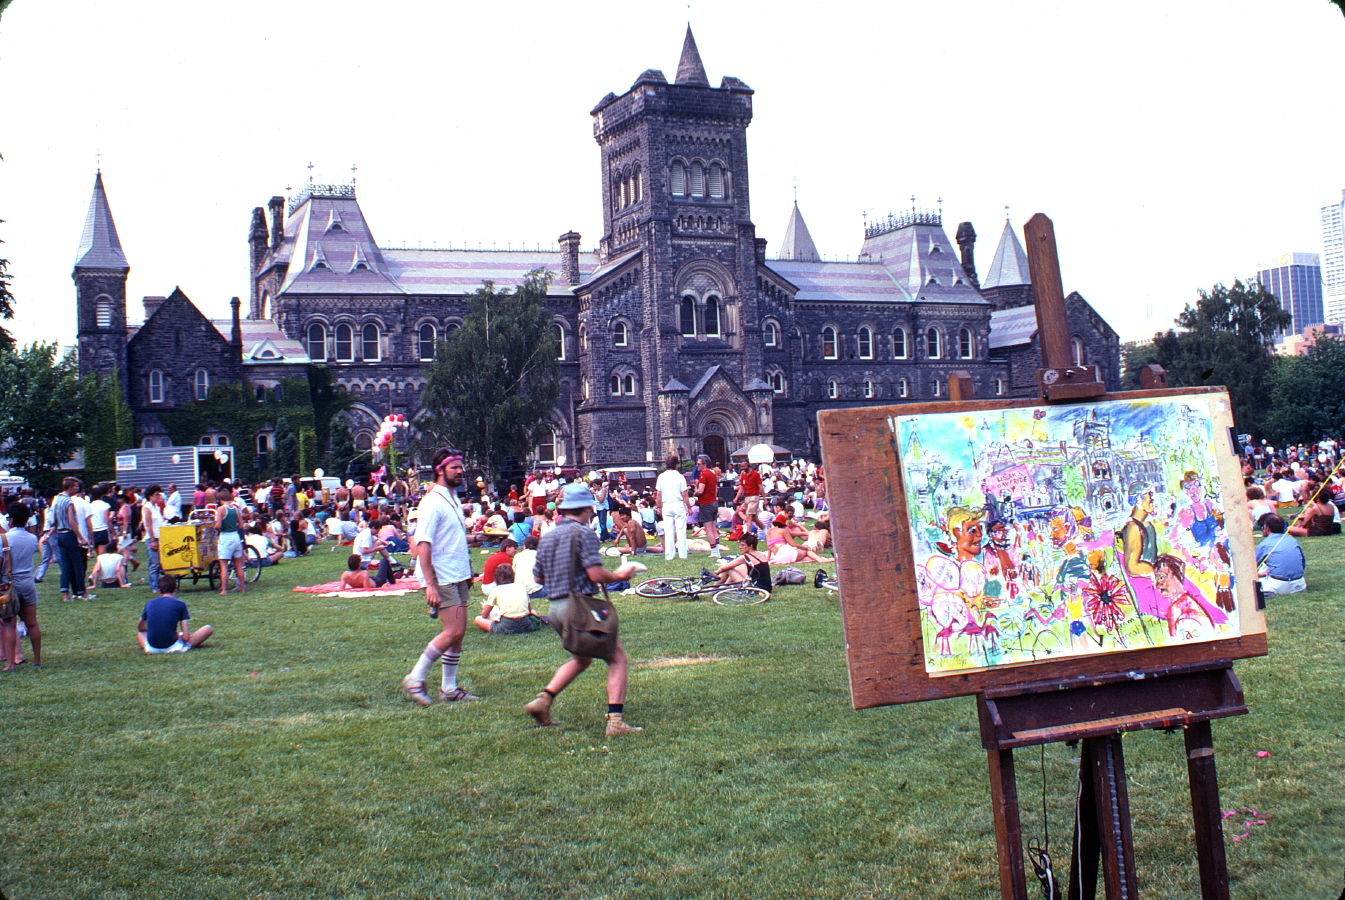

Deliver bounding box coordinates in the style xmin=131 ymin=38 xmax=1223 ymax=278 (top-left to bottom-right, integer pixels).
xmin=401 ymin=448 xmax=479 ymax=705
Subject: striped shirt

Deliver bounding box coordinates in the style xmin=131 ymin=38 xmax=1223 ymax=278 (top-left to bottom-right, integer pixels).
xmin=534 ymin=516 xmax=602 ymax=600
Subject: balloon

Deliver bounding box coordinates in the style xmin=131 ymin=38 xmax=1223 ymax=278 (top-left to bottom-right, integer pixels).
xmin=171 ymin=454 xmax=181 ymax=464
xmin=314 ymin=468 xmax=325 ymax=478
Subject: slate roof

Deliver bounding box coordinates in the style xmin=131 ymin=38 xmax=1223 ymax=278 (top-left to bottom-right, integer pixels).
xmin=385 ymin=249 xmax=598 ymax=297
xmin=982 ymin=220 xmax=1031 ymax=288
xmin=767 ymin=260 xmax=913 ymax=304
xmin=988 ymin=305 xmax=1038 ymax=349
xmin=857 ymin=221 xmax=984 ymax=304
xmin=676 ymin=26 xmax=709 ymax=86
xmin=232 ymin=320 xmax=311 ymax=365
xmin=74 ymin=172 xmax=130 ymax=270
xmin=777 ymin=202 xmax=820 ymax=261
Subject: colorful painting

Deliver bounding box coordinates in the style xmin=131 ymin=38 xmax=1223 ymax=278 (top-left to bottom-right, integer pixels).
xmin=891 ymin=397 xmax=1241 ymax=674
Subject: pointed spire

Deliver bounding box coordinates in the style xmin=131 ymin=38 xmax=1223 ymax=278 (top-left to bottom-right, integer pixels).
xmin=74 ymin=171 xmax=129 ymax=270
xmin=779 ymin=201 xmax=820 ymax=262
xmin=981 ymin=219 xmax=1031 ymax=288
xmin=675 ymin=26 xmax=709 ymax=86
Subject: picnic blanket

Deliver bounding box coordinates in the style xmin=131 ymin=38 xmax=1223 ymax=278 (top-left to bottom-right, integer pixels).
xmin=292 ymin=576 xmax=424 ymax=598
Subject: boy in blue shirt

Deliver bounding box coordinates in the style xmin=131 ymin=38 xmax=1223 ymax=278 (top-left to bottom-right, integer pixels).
xmin=136 ymin=575 xmax=214 ymax=653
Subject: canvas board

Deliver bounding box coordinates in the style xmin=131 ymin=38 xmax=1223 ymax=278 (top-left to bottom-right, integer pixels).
xmin=819 ymin=388 xmax=1267 ymax=709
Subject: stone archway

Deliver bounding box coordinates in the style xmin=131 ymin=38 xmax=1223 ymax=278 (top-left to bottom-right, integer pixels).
xmin=702 ymin=433 xmax=727 ymax=469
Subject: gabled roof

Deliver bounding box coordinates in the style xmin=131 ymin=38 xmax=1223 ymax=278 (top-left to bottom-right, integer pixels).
xmin=857 ymin=221 xmax=985 ymax=304
xmin=777 ymin=202 xmax=819 ymax=262
xmin=989 ymin=305 xmax=1038 ymax=349
xmin=982 ymin=220 xmax=1031 ymax=288
xmin=233 ymin=320 xmax=311 ymax=365
xmin=675 ymin=26 xmax=709 ymax=86
xmin=74 ymin=171 xmax=129 ymax=271
xmin=130 ymin=287 xmax=230 ymax=346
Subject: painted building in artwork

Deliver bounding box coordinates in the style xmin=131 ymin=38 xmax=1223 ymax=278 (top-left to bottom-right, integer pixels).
xmin=77 ymin=28 xmax=1121 ymax=469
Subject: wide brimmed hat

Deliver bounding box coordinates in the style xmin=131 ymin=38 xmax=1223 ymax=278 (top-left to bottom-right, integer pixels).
xmin=557 ymin=482 xmax=596 ymax=510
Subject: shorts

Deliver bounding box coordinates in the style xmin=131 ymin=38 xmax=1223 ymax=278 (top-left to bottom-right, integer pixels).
xmin=699 ymin=502 xmax=719 ymax=523
xmin=744 ymin=495 xmax=761 ymax=517
xmin=10 ymin=581 xmax=37 ymax=609
xmin=100 ymin=578 xmax=122 ymax=588
xmin=430 ymin=578 xmax=472 ymax=608
xmin=490 ymin=615 xmax=540 ymax=635
xmin=92 ymin=529 xmax=110 ymax=547
xmin=145 ymin=639 xmax=190 ymax=654
xmin=217 ymin=531 xmax=246 ymax=560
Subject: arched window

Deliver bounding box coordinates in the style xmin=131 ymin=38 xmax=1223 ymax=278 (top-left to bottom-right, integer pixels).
xmin=763 ymin=320 xmax=780 ymax=347
xmin=857 ymin=326 xmax=873 ymax=359
xmin=863 ymin=380 xmax=874 ymax=399
xmin=95 ymin=295 xmax=113 ymax=329
xmin=680 ymin=296 xmax=696 ymax=337
xmin=899 ymin=377 xmax=909 ymax=398
xmin=361 ymin=323 xmax=381 ymax=361
xmin=418 ymin=323 xmax=437 ymax=362
xmin=671 ymin=162 xmax=686 ymax=197
xmin=958 ymin=326 xmax=974 ymax=359
xmin=612 ymin=320 xmax=629 ymax=347
xmin=335 ymin=323 xmax=354 ymax=361
xmin=194 ymin=368 xmax=209 ymax=401
xmin=708 ymin=164 xmax=725 ymax=199
xmin=257 ymin=433 xmax=271 ymax=455
xmin=148 ymin=370 xmax=164 ymax=404
xmin=996 ymin=378 xmax=1005 ymax=396
xmin=926 ymin=327 xmax=942 ymax=359
xmin=893 ymin=327 xmax=909 ymax=359
xmin=704 ymin=296 xmax=721 ymax=337
xmin=932 ymin=380 xmax=943 ymax=398
xmin=689 ymin=162 xmax=705 ymax=197
xmin=769 ymin=370 xmax=786 ymax=394
xmin=822 ymin=326 xmax=838 ymax=360
xmin=1072 ymin=336 xmax=1086 ymax=366
xmin=307 ymin=322 xmax=328 ymax=361
xmin=553 ymin=324 xmax=566 ymax=361
xmin=633 ymin=166 xmax=642 ymax=202
xmin=827 ymin=379 xmax=839 ymax=399
xmin=623 ymin=374 xmax=636 ymax=395
xmin=609 ymin=374 xmax=622 ymax=396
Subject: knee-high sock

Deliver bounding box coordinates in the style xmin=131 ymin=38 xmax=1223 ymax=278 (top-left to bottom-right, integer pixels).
xmin=408 ymin=642 xmax=441 ymax=682
xmin=440 ymin=650 xmax=460 ymax=691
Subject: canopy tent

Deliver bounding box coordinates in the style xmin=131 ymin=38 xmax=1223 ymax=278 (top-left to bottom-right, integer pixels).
xmin=729 ymin=443 xmax=793 ymax=463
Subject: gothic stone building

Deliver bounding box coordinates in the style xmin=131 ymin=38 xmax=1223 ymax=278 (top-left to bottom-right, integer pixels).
xmin=77 ymin=28 xmax=1120 ymax=467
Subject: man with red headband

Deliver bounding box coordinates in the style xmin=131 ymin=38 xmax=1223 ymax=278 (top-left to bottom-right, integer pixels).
xmin=402 ymin=447 xmax=479 ymax=705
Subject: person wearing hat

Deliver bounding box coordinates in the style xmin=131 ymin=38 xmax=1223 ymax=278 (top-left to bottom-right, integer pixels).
xmin=523 ymin=481 xmax=644 ymax=736
xmin=401 ymin=448 xmax=479 ymax=706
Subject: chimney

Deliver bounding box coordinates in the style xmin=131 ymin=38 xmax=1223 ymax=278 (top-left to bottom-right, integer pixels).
xmin=755 ymin=237 xmax=767 ymax=265
xmin=268 ymin=196 xmax=285 ymax=250
xmin=558 ymin=231 xmax=582 ymax=285
xmin=230 ymin=296 xmax=243 ymax=363
xmin=956 ymin=221 xmax=979 ymax=289
xmin=142 ymin=296 xmax=166 ymax=321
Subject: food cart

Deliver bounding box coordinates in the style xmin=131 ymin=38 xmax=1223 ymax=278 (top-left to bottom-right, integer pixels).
xmin=159 ymin=511 xmax=262 ymax=590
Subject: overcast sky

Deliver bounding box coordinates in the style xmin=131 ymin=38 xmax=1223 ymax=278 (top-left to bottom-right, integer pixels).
xmin=1 ymin=0 xmax=1341 ymax=348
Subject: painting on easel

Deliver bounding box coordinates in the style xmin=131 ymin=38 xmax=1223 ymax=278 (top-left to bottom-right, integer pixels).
xmin=891 ymin=394 xmax=1241 ymax=675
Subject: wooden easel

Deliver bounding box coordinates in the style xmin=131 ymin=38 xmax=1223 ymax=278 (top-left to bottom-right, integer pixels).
xmin=973 ymin=215 xmax=1246 ymax=900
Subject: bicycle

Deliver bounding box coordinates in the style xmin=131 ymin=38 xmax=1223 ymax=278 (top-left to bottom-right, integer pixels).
xmin=634 ymin=570 xmax=770 ymax=606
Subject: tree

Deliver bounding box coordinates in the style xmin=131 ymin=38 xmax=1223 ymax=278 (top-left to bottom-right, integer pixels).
xmin=1264 ymin=335 xmax=1345 ymax=443
xmin=0 ymin=343 xmax=86 ymax=489
xmin=80 ymin=367 xmax=135 ymax=483
xmin=272 ymin=416 xmax=299 ymax=477
xmin=1119 ymin=340 xmax=1160 ymax=390
xmin=1148 ymin=280 xmax=1290 ymax=437
xmin=0 ymin=217 xmax=16 ymax=352
xmin=418 ymin=270 xmax=560 ymax=481
xmin=327 ymin=413 xmax=356 ymax=478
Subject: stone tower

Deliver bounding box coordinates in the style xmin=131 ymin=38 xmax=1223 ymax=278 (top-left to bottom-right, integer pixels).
xmin=73 ymin=171 xmax=130 ymax=385
xmin=586 ymin=26 xmax=772 ymax=463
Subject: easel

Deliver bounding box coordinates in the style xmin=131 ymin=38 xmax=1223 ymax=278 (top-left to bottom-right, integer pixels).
xmin=973 ymin=215 xmax=1246 ymax=900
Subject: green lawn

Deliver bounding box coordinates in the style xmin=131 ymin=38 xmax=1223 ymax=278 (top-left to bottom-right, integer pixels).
xmin=2 ymin=534 xmax=1341 ymax=899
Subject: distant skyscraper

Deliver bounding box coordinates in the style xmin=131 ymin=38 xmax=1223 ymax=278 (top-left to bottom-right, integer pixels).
xmin=1257 ymin=252 xmax=1324 ymax=335
xmin=1322 ymin=190 xmax=1345 ymax=324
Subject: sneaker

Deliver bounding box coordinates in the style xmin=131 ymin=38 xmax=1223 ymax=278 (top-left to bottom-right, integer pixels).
xmin=814 ymin=569 xmax=828 ymax=588
xmin=401 ymin=676 xmax=433 ymax=707
xmin=605 ymin=713 xmax=643 ymax=736
xmin=524 ymin=691 xmax=556 ymax=726
xmin=438 ymin=687 xmax=480 ymax=702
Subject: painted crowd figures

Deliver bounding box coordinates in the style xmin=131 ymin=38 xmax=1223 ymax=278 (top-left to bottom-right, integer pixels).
xmin=894 ymin=396 xmax=1241 ymax=674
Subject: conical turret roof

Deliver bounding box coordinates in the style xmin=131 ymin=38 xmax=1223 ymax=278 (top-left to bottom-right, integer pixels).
xmin=74 ymin=171 xmax=129 ymax=270
xmin=675 ymin=26 xmax=709 ymax=86
xmin=982 ymin=219 xmax=1031 ymax=288
xmin=778 ymin=201 xmax=820 ymax=261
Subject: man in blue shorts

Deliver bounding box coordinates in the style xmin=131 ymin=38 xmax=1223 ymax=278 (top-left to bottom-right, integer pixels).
xmin=136 ymin=575 xmax=213 ymax=653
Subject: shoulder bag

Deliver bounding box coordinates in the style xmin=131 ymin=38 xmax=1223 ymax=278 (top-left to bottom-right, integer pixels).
xmin=0 ymin=532 xmax=17 ymax=621
xmin=555 ymin=521 xmax=619 ymax=660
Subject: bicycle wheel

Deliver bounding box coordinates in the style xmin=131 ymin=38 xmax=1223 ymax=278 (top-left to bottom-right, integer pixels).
xmin=244 ymin=545 xmax=264 ymax=583
xmin=711 ymin=585 xmax=770 ymax=606
xmin=207 ymin=564 xmax=220 ymax=592
xmin=635 ymin=577 xmax=683 ymax=598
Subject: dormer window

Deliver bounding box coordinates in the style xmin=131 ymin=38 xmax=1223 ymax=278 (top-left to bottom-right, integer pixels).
xmin=326 ymin=209 xmax=344 ymax=232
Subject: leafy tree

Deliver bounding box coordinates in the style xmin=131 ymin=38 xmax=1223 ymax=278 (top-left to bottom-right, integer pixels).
xmin=1264 ymin=335 xmax=1345 ymax=443
xmin=0 ymin=218 xmax=15 ymax=352
xmin=327 ymin=413 xmax=356 ymax=478
xmin=418 ymin=270 xmax=560 ymax=481
xmin=1119 ymin=340 xmax=1160 ymax=390
xmin=272 ymin=416 xmax=299 ymax=477
xmin=0 ymin=343 xmax=85 ymax=489
xmin=1148 ymin=280 xmax=1290 ymax=437
xmin=80 ymin=367 xmax=135 ymax=483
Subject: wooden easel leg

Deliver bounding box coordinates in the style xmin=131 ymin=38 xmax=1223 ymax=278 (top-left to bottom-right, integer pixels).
xmin=1068 ymin=752 xmax=1100 ymax=900
xmin=987 ymin=747 xmax=1030 ymax=900
xmin=1184 ymin=722 xmax=1231 ymax=900
xmin=1084 ymin=736 xmax=1139 ymax=899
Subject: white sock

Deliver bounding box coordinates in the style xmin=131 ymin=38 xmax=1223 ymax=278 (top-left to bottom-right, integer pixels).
xmin=409 ymin=643 xmax=440 ymax=682
xmin=440 ymin=651 xmax=461 ymax=691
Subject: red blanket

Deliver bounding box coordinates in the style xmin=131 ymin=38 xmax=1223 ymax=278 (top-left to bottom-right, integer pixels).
xmin=292 ymin=576 xmax=424 ymax=594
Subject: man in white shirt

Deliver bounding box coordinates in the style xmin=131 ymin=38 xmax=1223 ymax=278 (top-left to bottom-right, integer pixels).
xmin=402 ymin=448 xmax=479 ymax=706
xmin=142 ymin=484 xmax=166 ymax=589
xmin=164 ymin=484 xmax=183 ymax=523
xmin=655 ymin=455 xmax=690 ymax=560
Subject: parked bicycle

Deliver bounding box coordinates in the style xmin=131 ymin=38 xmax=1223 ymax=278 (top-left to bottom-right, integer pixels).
xmin=634 ymin=570 xmax=770 ymax=606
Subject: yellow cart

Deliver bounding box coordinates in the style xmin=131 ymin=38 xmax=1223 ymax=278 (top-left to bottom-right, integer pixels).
xmin=160 ymin=515 xmax=262 ymax=590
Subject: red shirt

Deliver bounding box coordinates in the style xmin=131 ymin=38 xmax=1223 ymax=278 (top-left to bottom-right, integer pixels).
xmin=741 ymin=469 xmax=762 ymax=497
xmin=482 ymin=550 xmax=512 ymax=585
xmin=695 ymin=469 xmax=719 ymax=506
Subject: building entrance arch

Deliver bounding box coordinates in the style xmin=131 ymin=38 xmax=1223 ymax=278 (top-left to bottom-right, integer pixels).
xmin=702 ymin=434 xmax=727 ymax=469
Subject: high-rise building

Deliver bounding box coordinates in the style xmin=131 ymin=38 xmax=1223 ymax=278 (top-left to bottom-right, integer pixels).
xmin=1257 ymin=252 xmax=1323 ymax=335
xmin=1322 ymin=190 xmax=1345 ymax=325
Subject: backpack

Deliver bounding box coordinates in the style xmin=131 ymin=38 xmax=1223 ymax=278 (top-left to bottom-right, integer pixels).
xmin=772 ymin=566 xmax=805 ymax=586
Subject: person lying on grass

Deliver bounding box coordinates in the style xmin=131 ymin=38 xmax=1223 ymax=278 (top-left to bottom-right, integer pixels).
xmin=339 ymin=553 xmax=399 ymax=590
xmin=473 ymin=564 xmax=543 ymax=634
xmin=136 ymin=575 xmax=213 ymax=654
xmin=712 ymin=534 xmax=773 ymax=592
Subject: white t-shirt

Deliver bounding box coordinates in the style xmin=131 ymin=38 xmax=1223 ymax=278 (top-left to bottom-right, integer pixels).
xmin=353 ymin=527 xmax=377 ymax=563
xmin=655 ymin=469 xmax=688 ymax=510
xmin=513 ymin=547 xmax=541 ymax=594
xmin=143 ymin=502 xmax=164 ymax=541
xmin=412 ymin=484 xmax=471 ymax=585
xmin=1270 ymin=479 xmax=1297 ymax=504
xmin=88 ymin=499 xmax=112 ymax=533
xmin=73 ymin=495 xmax=92 ymax=540
xmin=95 ymin=552 xmax=122 ymax=582
xmin=165 ymin=491 xmax=183 ymax=520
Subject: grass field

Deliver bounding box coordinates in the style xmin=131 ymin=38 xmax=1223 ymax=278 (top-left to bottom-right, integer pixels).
xmin=3 ymin=532 xmax=1342 ymax=899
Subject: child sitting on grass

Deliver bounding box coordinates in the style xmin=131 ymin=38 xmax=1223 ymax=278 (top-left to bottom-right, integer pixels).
xmin=136 ymin=575 xmax=213 ymax=654
xmin=472 ymin=564 xmax=542 ymax=634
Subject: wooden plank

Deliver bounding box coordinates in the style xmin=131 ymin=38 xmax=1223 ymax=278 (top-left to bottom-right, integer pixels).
xmin=1024 ymin=213 xmax=1072 ymax=371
